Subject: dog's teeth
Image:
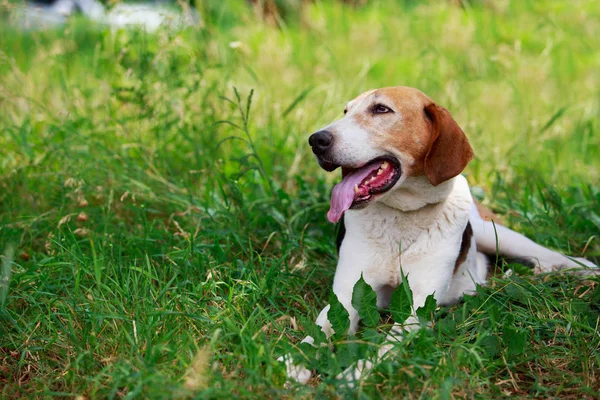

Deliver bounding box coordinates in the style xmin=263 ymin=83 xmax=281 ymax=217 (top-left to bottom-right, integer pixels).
xmin=377 ymin=168 xmax=383 ymax=175
xmin=381 ymin=161 xmax=389 ymax=169
xmin=354 ymin=185 xmax=359 ymax=194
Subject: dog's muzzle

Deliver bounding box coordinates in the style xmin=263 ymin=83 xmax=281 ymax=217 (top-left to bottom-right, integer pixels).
xmin=308 ymin=130 xmax=338 ymax=171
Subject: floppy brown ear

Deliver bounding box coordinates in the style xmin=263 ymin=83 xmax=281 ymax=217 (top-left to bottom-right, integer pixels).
xmin=423 ymin=103 xmax=474 ymax=186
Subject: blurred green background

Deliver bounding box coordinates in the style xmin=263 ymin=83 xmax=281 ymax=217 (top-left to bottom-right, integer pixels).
xmin=1 ymin=0 xmax=599 ymax=398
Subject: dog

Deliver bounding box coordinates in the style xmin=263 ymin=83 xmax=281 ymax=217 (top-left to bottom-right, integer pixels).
xmin=280 ymin=86 xmax=598 ymax=385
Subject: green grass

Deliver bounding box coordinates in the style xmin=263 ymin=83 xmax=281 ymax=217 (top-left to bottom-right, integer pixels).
xmin=1 ymin=0 xmax=600 ymax=397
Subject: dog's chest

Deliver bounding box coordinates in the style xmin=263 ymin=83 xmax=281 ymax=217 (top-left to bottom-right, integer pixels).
xmin=341 ymin=192 xmax=471 ymax=288
xmin=349 ymin=203 xmax=444 ymax=255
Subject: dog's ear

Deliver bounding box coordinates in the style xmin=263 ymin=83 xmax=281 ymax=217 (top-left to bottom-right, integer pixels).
xmin=423 ymin=103 xmax=474 ymax=186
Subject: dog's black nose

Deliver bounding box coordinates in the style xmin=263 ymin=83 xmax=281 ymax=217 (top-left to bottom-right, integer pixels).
xmin=308 ymin=130 xmax=333 ymax=155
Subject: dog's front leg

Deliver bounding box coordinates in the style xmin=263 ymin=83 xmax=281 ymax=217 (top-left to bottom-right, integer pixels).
xmin=279 ymin=240 xmax=369 ymax=384
xmin=338 ymin=247 xmax=458 ymax=387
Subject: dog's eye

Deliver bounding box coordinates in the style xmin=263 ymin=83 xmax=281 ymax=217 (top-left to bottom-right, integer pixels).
xmin=373 ymin=104 xmax=393 ymax=114
xmin=343 ymin=107 xmax=348 ymax=115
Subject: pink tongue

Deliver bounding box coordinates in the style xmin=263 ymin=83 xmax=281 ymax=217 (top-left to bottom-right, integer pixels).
xmin=327 ymin=162 xmax=382 ymax=223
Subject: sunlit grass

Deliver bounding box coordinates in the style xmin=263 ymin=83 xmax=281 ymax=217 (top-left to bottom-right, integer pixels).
xmin=1 ymin=0 xmax=599 ymax=397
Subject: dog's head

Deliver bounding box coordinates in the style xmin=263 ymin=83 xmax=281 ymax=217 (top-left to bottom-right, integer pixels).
xmin=309 ymin=86 xmax=474 ymax=223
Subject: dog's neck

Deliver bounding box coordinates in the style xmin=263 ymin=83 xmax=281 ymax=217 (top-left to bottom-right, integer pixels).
xmin=380 ymin=175 xmax=457 ymax=212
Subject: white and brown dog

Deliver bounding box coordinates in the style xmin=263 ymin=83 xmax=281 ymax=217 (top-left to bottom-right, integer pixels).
xmin=281 ymin=86 xmax=598 ymax=384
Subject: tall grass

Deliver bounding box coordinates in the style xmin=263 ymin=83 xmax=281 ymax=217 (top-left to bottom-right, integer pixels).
xmin=1 ymin=0 xmax=599 ymax=397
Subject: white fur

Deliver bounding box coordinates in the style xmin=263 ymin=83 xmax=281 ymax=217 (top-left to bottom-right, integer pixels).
xmin=319 ymin=117 xmax=381 ymax=167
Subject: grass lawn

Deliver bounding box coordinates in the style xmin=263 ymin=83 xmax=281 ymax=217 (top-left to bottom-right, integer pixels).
xmin=1 ymin=0 xmax=600 ymax=398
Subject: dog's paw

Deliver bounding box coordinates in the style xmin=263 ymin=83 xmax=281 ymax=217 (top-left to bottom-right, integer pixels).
xmin=278 ymin=336 xmax=316 ymax=386
xmin=534 ymin=255 xmax=598 ymax=275
xmin=570 ymin=257 xmax=598 ymax=269
xmin=277 ymin=354 xmax=312 ymax=385
xmin=567 ymin=257 xmax=600 ymax=276
xmin=335 ymin=359 xmax=373 ymax=389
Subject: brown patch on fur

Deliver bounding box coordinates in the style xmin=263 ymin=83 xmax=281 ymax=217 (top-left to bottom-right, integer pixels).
xmin=423 ymin=104 xmax=474 ymax=186
xmin=475 ymin=200 xmax=504 ymax=225
xmin=454 ymin=222 xmax=473 ymax=275
xmin=351 ymin=87 xmax=436 ymax=177
xmin=347 ymin=87 xmax=473 ymax=182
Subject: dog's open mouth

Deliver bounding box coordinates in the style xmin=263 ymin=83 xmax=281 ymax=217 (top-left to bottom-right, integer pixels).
xmin=327 ymin=156 xmax=401 ymax=223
